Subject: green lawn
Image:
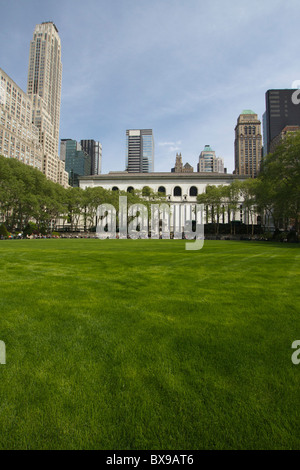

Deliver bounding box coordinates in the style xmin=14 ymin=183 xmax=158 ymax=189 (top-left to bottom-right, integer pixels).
xmin=0 ymin=239 xmax=299 ymax=450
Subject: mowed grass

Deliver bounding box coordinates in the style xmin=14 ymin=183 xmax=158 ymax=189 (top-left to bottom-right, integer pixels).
xmin=0 ymin=239 xmax=299 ymax=450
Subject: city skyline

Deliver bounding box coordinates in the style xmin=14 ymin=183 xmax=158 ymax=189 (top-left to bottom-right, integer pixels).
xmin=1 ymin=0 xmax=300 ymax=175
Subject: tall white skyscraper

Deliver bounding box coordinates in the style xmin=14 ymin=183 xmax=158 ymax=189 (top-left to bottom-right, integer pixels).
xmin=27 ymin=22 xmax=68 ymax=186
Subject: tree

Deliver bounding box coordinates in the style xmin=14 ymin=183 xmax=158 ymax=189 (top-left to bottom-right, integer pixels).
xmin=223 ymin=181 xmax=241 ymax=234
xmin=197 ymin=185 xmax=224 ymax=234
xmin=0 ymin=155 xmax=66 ymax=233
xmin=239 ymin=179 xmax=258 ymax=235
xmin=259 ymin=130 xmax=300 ymax=232
xmin=0 ymin=224 xmax=9 ymax=238
xmin=65 ymin=187 xmax=83 ymax=231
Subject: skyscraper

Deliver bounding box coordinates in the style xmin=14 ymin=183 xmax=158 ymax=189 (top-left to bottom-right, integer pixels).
xmin=197 ymin=145 xmax=224 ymax=173
xmin=126 ymin=129 xmax=154 ymax=173
xmin=264 ymin=89 xmax=300 ymax=155
xmin=234 ymin=110 xmax=262 ymax=178
xmin=80 ymin=139 xmax=102 ymax=175
xmin=27 ymin=22 xmax=68 ymax=186
xmin=60 ymin=139 xmax=91 ymax=187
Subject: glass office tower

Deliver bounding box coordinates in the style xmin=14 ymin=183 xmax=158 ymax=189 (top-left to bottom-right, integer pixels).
xmin=264 ymin=89 xmax=300 ymax=154
xmin=80 ymin=139 xmax=102 ymax=175
xmin=60 ymin=139 xmax=91 ymax=187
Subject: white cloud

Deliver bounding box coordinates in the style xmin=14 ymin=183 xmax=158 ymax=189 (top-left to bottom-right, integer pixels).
xmin=158 ymin=141 xmax=182 ymax=147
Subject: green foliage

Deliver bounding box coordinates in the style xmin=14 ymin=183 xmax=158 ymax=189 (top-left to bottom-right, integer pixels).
xmin=273 ymin=230 xmax=288 ymax=242
xmin=263 ymin=231 xmax=273 ymax=240
xmin=287 ymin=230 xmax=299 ymax=242
xmin=197 ymin=130 xmax=300 ymax=236
xmin=0 ymin=155 xmax=154 ymax=233
xmin=0 ymin=223 xmax=9 ymax=238
xmin=0 ymin=155 xmax=66 ymax=232
xmin=259 ymin=131 xmax=300 ymax=231
xmin=23 ymin=222 xmax=38 ymax=236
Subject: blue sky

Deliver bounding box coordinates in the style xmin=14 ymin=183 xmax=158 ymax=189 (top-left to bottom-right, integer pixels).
xmin=1 ymin=0 xmax=300 ymax=173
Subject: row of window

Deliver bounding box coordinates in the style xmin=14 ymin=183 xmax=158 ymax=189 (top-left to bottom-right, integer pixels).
xmin=244 ymin=126 xmax=257 ymax=135
xmin=111 ymin=186 xmax=199 ymax=197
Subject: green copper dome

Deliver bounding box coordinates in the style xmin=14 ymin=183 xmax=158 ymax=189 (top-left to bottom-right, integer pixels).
xmin=241 ymin=109 xmax=255 ymax=115
xmin=203 ymin=145 xmax=214 ymax=151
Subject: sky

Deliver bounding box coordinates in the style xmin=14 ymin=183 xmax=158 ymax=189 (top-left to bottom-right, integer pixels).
xmin=1 ymin=0 xmax=300 ymax=174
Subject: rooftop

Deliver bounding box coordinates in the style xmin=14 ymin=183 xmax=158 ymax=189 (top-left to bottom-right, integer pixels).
xmin=241 ymin=109 xmax=255 ymax=115
xmin=202 ymin=145 xmax=214 ymax=152
xmin=41 ymin=21 xmax=59 ymax=33
xmin=79 ymin=172 xmax=248 ymax=182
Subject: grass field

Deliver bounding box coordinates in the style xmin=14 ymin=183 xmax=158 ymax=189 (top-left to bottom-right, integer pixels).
xmin=0 ymin=239 xmax=299 ymax=450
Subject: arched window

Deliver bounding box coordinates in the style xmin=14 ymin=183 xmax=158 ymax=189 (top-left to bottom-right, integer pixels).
xmin=189 ymin=186 xmax=198 ymax=197
xmin=127 ymin=186 xmax=134 ymax=193
xmin=158 ymin=186 xmax=166 ymax=194
xmin=174 ymin=186 xmax=182 ymax=197
xmin=112 ymin=186 xmax=119 ymax=191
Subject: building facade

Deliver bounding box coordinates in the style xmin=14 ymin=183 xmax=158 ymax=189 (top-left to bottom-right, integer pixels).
xmin=126 ymin=129 xmax=154 ymax=173
xmin=234 ymin=110 xmax=262 ymax=178
xmin=264 ymin=89 xmax=300 ymax=155
xmin=80 ymin=139 xmax=102 ymax=175
xmin=27 ymin=22 xmax=68 ymax=187
xmin=79 ymin=171 xmax=253 ymax=235
xmin=80 ymin=171 xmax=244 ymax=200
xmin=60 ymin=139 xmax=91 ymax=187
xmin=0 ymin=68 xmax=43 ymax=170
xmin=197 ymin=145 xmax=224 ymax=173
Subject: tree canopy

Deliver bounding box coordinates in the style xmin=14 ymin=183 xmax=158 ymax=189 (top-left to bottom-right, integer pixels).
xmin=0 ymin=155 xmax=166 ymax=233
xmin=196 ymin=130 xmax=300 ymax=236
xmin=258 ymin=130 xmax=300 ymax=231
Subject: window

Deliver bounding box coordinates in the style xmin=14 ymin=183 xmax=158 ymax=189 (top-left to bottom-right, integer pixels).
xmin=189 ymin=186 xmax=198 ymax=197
xmin=158 ymin=186 xmax=166 ymax=194
xmin=174 ymin=186 xmax=182 ymax=197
